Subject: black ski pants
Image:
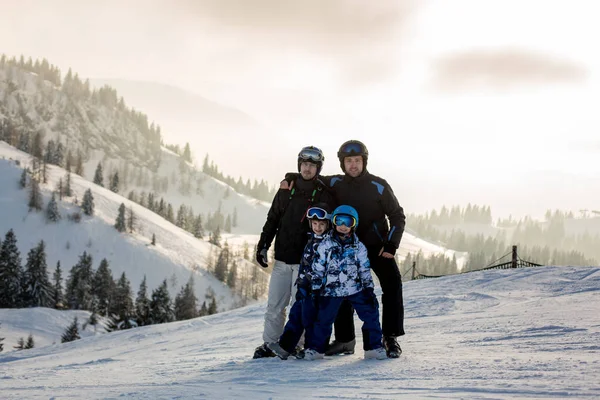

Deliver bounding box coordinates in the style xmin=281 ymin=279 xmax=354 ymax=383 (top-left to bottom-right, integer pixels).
xmin=332 ymin=246 xmax=405 ymax=342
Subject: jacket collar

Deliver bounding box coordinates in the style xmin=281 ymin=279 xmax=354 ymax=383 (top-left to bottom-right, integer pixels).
xmin=342 ymin=169 xmax=369 ymax=184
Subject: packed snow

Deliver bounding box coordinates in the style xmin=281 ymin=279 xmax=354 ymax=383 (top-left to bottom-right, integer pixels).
xmin=1 ymin=265 xmax=599 ymax=399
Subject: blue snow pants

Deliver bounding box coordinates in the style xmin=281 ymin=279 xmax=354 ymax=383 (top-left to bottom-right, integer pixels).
xmin=278 ymin=289 xmax=318 ymax=353
xmin=311 ymin=290 xmax=383 ymax=354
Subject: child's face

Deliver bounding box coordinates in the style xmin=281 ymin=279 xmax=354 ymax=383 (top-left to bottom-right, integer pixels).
xmin=311 ymin=220 xmax=328 ymax=235
xmin=335 ymin=224 xmax=351 ymax=235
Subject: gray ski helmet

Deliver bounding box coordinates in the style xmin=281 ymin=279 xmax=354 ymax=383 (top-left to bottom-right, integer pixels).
xmin=297 ymin=146 xmax=325 ymax=174
xmin=337 ymin=140 xmax=368 ymax=172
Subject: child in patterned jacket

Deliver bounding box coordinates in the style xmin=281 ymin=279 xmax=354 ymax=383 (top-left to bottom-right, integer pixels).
xmin=304 ymin=205 xmax=387 ymax=360
xmin=267 ymin=203 xmax=333 ymax=359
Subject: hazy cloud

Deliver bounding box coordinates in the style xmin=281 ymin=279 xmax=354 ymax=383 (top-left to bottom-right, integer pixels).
xmin=178 ymin=0 xmax=417 ymax=85
xmin=432 ymin=48 xmax=588 ymax=92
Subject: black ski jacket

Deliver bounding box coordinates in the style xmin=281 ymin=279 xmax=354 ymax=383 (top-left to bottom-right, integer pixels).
xmin=323 ymin=171 xmax=406 ymax=250
xmin=257 ymin=177 xmax=335 ymax=264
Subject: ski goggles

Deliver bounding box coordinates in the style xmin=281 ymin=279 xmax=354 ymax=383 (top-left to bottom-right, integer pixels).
xmin=306 ymin=207 xmax=330 ymax=220
xmin=339 ymin=142 xmax=364 ymax=156
xmin=332 ymin=214 xmax=357 ymax=228
xmin=298 ymin=147 xmax=324 ymax=163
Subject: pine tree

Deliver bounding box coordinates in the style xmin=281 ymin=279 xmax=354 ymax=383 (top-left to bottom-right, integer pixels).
xmin=52 ymin=261 xmax=64 ymax=309
xmin=127 ymin=207 xmax=136 ymax=233
xmin=214 ymin=243 xmax=229 ymax=282
xmin=208 ymin=297 xmax=218 ymax=315
xmin=193 ymin=215 xmax=204 ymax=239
xmin=110 ymin=171 xmax=119 ymax=193
xmin=14 ymin=337 xmax=25 ymax=350
xmin=93 ymin=258 xmax=114 ymax=316
xmin=166 ymin=204 xmax=174 ymax=223
xmin=226 ymin=260 xmax=238 ymax=289
xmin=19 ymin=167 xmax=27 ymax=189
xmin=93 ymin=162 xmax=104 ymax=187
xmin=0 ymin=229 xmax=23 ymax=308
xmin=115 ymin=203 xmax=126 ymax=232
xmin=151 ymin=233 xmax=156 ymax=246
xmin=28 ymin=178 xmax=43 ymax=211
xmin=55 ymin=142 xmax=65 ymax=167
xmin=210 ymin=226 xmax=222 ymax=247
xmin=75 ymin=152 xmax=84 ymax=176
xmin=183 ymin=143 xmax=192 ymax=163
xmin=45 ymin=140 xmax=56 ymax=164
xmin=88 ymin=299 xmax=99 ymax=328
xmin=57 ymin=178 xmax=64 ymax=200
xmin=64 ymin=171 xmax=72 ymax=197
xmin=112 ymin=272 xmax=134 ymax=328
xmin=46 ymin=192 xmax=61 ymax=222
xmin=25 ymin=333 xmax=35 ymax=349
xmin=23 ymin=240 xmax=52 ymax=307
xmin=149 ymin=279 xmax=174 ymax=324
xmin=198 ymin=301 xmax=208 ymax=317
xmin=232 ymin=207 xmax=238 ymax=228
xmin=176 ymin=204 xmax=186 ymax=228
xmin=174 ymin=276 xmax=198 ymax=321
xmin=135 ymin=275 xmax=151 ymax=326
xmin=0 ymin=324 xmax=4 ymax=352
xmin=61 ymin=316 xmax=81 ymax=343
xmin=65 ymin=252 xmax=94 ymax=310
xmin=82 ymin=189 xmax=94 ymax=216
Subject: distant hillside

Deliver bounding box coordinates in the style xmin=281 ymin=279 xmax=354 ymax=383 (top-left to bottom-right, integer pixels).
xmin=0 ymin=142 xmax=270 ymax=313
xmin=88 ymin=78 xmax=279 ymax=184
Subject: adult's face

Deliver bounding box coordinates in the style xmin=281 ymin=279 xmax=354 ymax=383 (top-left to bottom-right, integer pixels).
xmin=343 ymin=156 xmax=363 ymax=178
xmin=300 ymin=161 xmax=318 ymax=180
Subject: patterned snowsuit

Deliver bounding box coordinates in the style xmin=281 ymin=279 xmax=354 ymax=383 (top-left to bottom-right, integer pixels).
xmin=308 ymin=231 xmax=383 ymax=354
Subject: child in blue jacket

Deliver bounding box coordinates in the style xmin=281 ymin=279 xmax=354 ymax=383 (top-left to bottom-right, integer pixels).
xmin=268 ymin=203 xmax=333 ymax=359
xmin=304 ymin=205 xmax=387 ymax=360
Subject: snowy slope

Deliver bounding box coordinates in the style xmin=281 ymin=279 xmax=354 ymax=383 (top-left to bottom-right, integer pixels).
xmin=0 ymin=308 xmax=105 ymax=351
xmin=0 ymin=142 xmax=249 ymax=310
xmin=1 ymin=265 xmax=599 ymax=399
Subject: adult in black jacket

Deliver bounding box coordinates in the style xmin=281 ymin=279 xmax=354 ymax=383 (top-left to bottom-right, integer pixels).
xmin=283 ymin=140 xmax=406 ymax=358
xmin=253 ymin=146 xmax=335 ymax=359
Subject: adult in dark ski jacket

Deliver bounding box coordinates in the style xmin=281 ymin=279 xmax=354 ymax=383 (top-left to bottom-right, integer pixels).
xmin=283 ymin=140 xmax=406 ymax=358
xmin=252 ymin=146 xmax=335 ymax=359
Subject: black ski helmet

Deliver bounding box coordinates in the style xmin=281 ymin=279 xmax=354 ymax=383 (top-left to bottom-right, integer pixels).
xmin=337 ymin=140 xmax=368 ymax=172
xmin=297 ymin=146 xmax=325 ymax=174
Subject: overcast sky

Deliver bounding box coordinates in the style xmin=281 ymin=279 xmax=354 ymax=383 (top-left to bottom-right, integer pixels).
xmin=2 ymin=0 xmax=600 ymax=217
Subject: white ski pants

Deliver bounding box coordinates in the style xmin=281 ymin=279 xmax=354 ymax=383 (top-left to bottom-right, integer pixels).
xmin=263 ymin=260 xmax=299 ymax=343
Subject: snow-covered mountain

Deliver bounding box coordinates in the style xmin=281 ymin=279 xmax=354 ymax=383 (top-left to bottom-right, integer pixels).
xmin=0 ymin=141 xmax=269 ymax=311
xmin=1 ymin=265 xmax=598 ymax=398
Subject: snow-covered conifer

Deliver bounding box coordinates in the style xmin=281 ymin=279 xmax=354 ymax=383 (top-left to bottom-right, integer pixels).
xmin=23 ymin=240 xmax=52 ymax=307
xmin=81 ymin=188 xmax=94 ymax=216
xmin=61 ymin=316 xmax=80 ymax=343
xmin=135 ymin=275 xmax=151 ymax=326
xmin=115 ymin=203 xmax=126 ymax=232
xmin=93 ymin=162 xmax=104 ymax=187
xmin=149 ymin=279 xmax=174 ymax=324
xmin=46 ymin=192 xmax=61 ymax=222
xmin=0 ymin=229 xmax=23 ymax=308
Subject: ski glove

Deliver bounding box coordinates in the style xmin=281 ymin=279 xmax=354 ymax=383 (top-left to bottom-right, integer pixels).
xmin=256 ymin=248 xmax=269 ymax=268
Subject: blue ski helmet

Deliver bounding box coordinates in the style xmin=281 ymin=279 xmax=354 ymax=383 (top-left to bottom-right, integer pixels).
xmin=331 ymin=205 xmax=359 ymax=229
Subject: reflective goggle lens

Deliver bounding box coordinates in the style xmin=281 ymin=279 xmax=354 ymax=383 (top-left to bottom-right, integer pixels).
xmin=307 ymin=207 xmax=329 ymax=220
xmin=332 ymin=214 xmax=356 ymax=228
xmin=340 ymin=142 xmax=363 ymax=155
xmin=299 ymin=148 xmax=323 ymax=162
